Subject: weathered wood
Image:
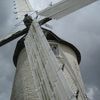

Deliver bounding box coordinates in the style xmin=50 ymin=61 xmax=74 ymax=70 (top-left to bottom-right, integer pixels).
xmin=39 ymin=17 xmax=52 ymax=25
xmin=0 ymin=17 xmax=51 ymax=47
xmin=24 ymin=21 xmax=76 ymax=100
xmin=38 ymin=0 xmax=96 ymax=19
xmin=0 ymin=28 xmax=28 ymax=47
xmin=0 ymin=0 xmax=97 ymax=47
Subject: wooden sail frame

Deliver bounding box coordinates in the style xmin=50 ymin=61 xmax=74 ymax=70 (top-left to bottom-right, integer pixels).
xmin=0 ymin=0 xmax=97 ymax=46
xmin=38 ymin=0 xmax=96 ymax=19
xmin=15 ymin=0 xmax=33 ymax=19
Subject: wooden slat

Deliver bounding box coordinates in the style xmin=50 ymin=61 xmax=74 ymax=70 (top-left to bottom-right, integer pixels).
xmin=0 ymin=18 xmax=51 ymax=47
xmin=16 ymin=0 xmax=33 ymax=20
xmin=25 ymin=27 xmax=56 ymax=100
xmin=24 ymin=21 xmax=76 ymax=100
xmin=38 ymin=0 xmax=96 ymax=19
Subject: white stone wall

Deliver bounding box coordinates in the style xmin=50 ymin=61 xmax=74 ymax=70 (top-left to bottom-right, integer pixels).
xmin=58 ymin=44 xmax=86 ymax=100
xmin=11 ymin=48 xmax=39 ymax=100
xmin=11 ymin=42 xmax=86 ymax=100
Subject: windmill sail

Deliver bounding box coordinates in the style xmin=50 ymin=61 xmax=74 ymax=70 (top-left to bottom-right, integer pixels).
xmin=38 ymin=0 xmax=97 ymax=19
xmin=24 ymin=21 xmax=76 ymax=100
xmin=15 ymin=0 xmax=33 ymax=20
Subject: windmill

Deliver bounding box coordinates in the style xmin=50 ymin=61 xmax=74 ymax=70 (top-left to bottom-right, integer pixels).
xmin=0 ymin=0 xmax=97 ymax=100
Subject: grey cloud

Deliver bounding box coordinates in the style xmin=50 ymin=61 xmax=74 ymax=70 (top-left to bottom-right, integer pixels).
xmin=0 ymin=0 xmax=17 ymax=36
xmin=0 ymin=0 xmax=100 ymax=100
xmin=81 ymin=45 xmax=100 ymax=88
xmin=0 ymin=1 xmax=11 ymax=24
xmin=87 ymin=86 xmax=100 ymax=100
xmin=0 ymin=0 xmax=17 ymax=97
xmin=0 ymin=41 xmax=16 ymax=100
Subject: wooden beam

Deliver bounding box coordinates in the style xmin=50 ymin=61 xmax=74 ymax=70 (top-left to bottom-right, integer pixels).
xmin=0 ymin=17 xmax=52 ymax=47
xmin=39 ymin=17 xmax=52 ymax=25
xmin=38 ymin=0 xmax=97 ymax=19
xmin=0 ymin=28 xmax=28 ymax=47
xmin=25 ymin=21 xmax=73 ymax=100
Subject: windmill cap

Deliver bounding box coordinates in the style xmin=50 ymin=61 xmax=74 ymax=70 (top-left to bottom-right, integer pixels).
xmin=13 ymin=28 xmax=81 ymax=67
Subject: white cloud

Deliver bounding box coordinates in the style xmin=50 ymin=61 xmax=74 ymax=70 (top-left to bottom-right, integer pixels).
xmin=87 ymin=86 xmax=99 ymax=100
xmin=87 ymin=87 xmax=95 ymax=100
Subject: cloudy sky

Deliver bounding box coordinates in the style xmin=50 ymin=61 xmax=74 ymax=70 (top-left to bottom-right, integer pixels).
xmin=0 ymin=0 xmax=100 ymax=100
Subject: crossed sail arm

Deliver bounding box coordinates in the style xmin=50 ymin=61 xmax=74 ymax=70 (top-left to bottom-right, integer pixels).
xmin=15 ymin=0 xmax=33 ymax=20
xmin=38 ymin=0 xmax=97 ymax=19
xmin=15 ymin=0 xmax=97 ymax=20
xmin=0 ymin=0 xmax=97 ymax=46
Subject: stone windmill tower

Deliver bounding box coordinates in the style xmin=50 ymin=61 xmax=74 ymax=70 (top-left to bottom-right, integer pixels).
xmin=0 ymin=0 xmax=96 ymax=100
